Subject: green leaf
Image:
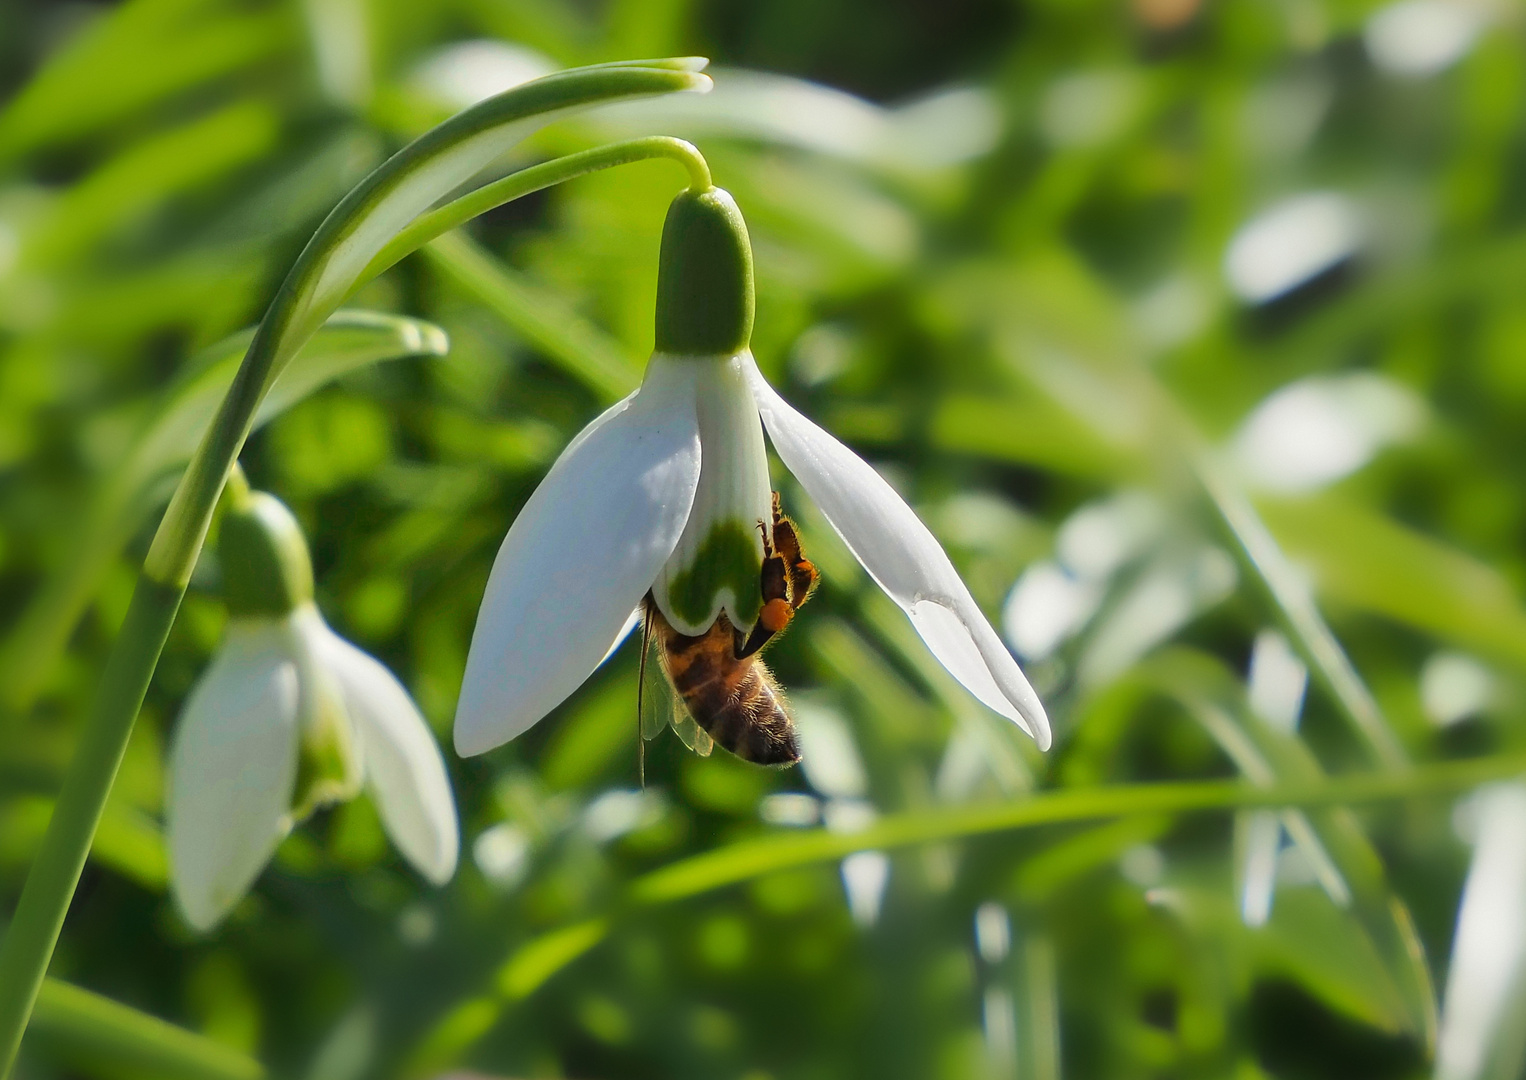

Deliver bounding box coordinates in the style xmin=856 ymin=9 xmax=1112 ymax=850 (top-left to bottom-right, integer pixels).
xmin=27 ymin=978 xmax=263 ymax=1080
xmin=0 ymin=311 xmax=448 ymax=710
xmin=1260 ymin=493 xmax=1526 ymax=667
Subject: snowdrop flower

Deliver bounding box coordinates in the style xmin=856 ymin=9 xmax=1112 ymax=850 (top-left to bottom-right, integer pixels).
xmin=454 ymin=184 xmax=1049 ymax=757
xmin=168 ymin=481 xmax=458 ymax=931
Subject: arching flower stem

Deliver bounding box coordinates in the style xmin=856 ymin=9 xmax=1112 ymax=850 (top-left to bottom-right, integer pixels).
xmin=0 ymin=59 xmax=711 ymax=1077
xmin=360 ymin=136 xmax=713 ymax=289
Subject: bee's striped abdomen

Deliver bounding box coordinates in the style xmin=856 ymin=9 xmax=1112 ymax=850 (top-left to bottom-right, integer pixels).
xmin=655 ymin=614 xmax=800 ymax=766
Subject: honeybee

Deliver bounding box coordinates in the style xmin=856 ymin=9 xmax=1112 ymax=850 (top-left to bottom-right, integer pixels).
xmin=641 ymin=492 xmax=818 ymax=768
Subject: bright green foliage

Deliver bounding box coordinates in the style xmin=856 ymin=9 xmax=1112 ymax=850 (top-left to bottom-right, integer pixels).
xmin=3 ymin=1 xmax=1526 ymax=1079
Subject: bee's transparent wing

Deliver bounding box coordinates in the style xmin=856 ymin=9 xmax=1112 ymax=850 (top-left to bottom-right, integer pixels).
xmin=670 ymin=700 xmax=713 ymax=757
xmin=639 ymin=613 xmax=672 ymax=741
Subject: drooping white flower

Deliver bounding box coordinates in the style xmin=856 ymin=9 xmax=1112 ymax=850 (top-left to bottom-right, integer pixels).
xmin=167 ymin=486 xmax=458 ymax=931
xmin=453 ymin=185 xmax=1049 ymax=758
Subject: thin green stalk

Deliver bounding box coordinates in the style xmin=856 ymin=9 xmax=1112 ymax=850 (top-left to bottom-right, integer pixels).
xmin=1192 ymin=446 xmax=1410 ymax=771
xmin=629 ymin=750 xmax=1498 ymax=904
xmin=358 ymin=136 xmax=711 ymax=290
xmin=30 ymin=979 xmax=262 ymax=1080
xmin=0 ymin=59 xmax=710 ymax=1079
xmin=400 ymin=749 xmax=1525 ymax=1074
xmin=0 ymin=579 xmax=184 ymax=1074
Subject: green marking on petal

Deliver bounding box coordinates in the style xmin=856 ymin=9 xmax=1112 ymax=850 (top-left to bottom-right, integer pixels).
xmin=291 ymin=694 xmax=361 ymax=821
xmin=664 ymin=520 xmax=762 ymax=630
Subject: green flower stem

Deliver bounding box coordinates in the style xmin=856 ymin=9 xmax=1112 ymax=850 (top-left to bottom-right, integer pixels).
xmin=400 ymin=749 xmax=1523 ymax=1075
xmin=0 ymin=578 xmax=184 ymax=1076
xmin=628 ymin=751 xmax=1503 ymax=905
xmin=358 ymin=136 xmax=712 ymax=290
xmin=30 ymin=978 xmax=263 ymax=1080
xmin=0 ymin=59 xmax=709 ymax=1079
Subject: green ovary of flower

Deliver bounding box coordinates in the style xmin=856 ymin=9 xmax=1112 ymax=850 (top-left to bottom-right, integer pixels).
xmin=661 ymin=520 xmax=763 ymax=631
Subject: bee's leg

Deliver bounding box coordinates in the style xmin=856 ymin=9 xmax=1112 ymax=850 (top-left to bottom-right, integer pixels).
xmin=738 ymin=550 xmax=792 ymax=659
xmin=770 ymin=516 xmax=819 ymax=611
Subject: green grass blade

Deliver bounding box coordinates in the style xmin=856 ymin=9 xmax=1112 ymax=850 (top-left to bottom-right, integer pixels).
xmin=27 ymin=978 xmax=262 ymax=1080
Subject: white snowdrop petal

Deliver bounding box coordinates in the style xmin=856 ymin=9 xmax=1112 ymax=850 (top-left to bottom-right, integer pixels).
xmin=651 ymin=353 xmax=772 ymax=635
xmin=317 ymin=625 xmax=459 ymax=884
xmin=745 ymin=357 xmax=1050 ymax=748
xmin=167 ymin=620 xmax=300 ymax=932
xmin=454 ymin=364 xmax=702 ymax=755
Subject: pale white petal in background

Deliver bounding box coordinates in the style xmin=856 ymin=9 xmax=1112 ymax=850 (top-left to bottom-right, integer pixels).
xmin=582 ymin=789 xmax=664 ymax=842
xmin=1002 ymin=561 xmax=1103 ymax=662
xmin=747 ymin=359 xmax=1050 ymax=749
xmin=1224 ymin=192 xmax=1363 ymax=304
xmin=1078 ymin=547 xmax=1236 ymax=687
xmin=759 ymin=792 xmax=822 ymax=827
xmin=1055 ymin=490 xmax=1163 ymax=582
xmin=1366 ymin=0 xmax=1490 ymax=77
xmin=317 ymin=624 xmax=458 ymax=884
xmin=841 ymin=850 xmax=891 ymax=928
xmin=411 ymin=40 xmax=558 ymax=108
xmin=1239 ymin=630 xmax=1312 ymax=927
xmin=1039 ymin=69 xmax=1141 ymax=149
xmin=473 ymin=822 xmax=531 ymax=890
xmin=455 ymin=365 xmax=701 ymax=755
xmin=1435 ymin=784 xmax=1526 ymax=1080
xmin=974 ymin=902 xmax=1012 ymax=963
xmin=1232 ymin=372 xmax=1424 ymax=493
xmin=1248 ymin=629 xmax=1309 ymax=733
xmin=1422 ymin=651 xmax=1497 ymax=728
xmin=168 ymin=621 xmax=300 ymax=931
xmin=792 ymin=700 xmax=869 ymax=801
xmin=1240 ymin=808 xmax=1285 ymax=928
xmin=591 ymin=68 xmax=1001 ymax=172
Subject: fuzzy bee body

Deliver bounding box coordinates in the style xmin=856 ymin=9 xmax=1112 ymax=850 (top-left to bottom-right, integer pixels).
xmin=643 ymin=492 xmax=818 ymax=768
xmin=649 ymin=608 xmax=800 ymax=766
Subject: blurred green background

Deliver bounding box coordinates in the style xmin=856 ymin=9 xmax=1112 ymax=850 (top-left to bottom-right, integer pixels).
xmin=3 ymin=0 xmax=1526 ymax=1077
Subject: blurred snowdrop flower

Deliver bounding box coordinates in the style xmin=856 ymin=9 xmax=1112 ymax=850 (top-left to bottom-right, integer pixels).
xmin=1224 ymin=192 xmax=1363 ymax=303
xmin=1239 ymin=630 xmax=1311 ymax=927
xmin=974 ymin=901 xmax=1011 ymax=963
xmin=793 ymin=701 xmax=869 ymax=801
xmin=1247 ymin=629 xmax=1309 ymax=734
xmin=1435 ymin=784 xmax=1526 ymax=1080
xmin=1039 ymin=69 xmax=1141 ymax=149
xmin=454 ymin=186 xmax=1049 ymax=760
xmin=411 ymin=40 xmax=558 ymax=109
xmin=1002 ymin=490 xmax=1163 ymax=662
xmin=1232 ymin=372 xmax=1424 ymax=492
xmin=1003 ymin=564 xmax=1102 ymax=662
xmin=582 ymin=788 xmax=664 ymax=842
xmin=1119 ymin=844 xmax=1166 ymax=888
xmin=1056 ymin=489 xmax=1163 ymax=581
xmin=168 ymin=484 xmax=457 ymax=931
xmin=472 ymin=822 xmax=531 ymax=890
xmin=1422 ymin=651 xmax=1496 ymax=727
xmin=759 ymin=792 xmax=821 ymax=827
xmin=595 ymin=70 xmax=1002 ymax=172
xmin=1366 ymin=0 xmax=1491 ymax=77
xmin=1078 ymin=546 xmax=1237 ymax=686
xmin=1132 ymin=273 xmax=1211 ymax=351
xmin=841 ymin=851 xmax=891 ymax=927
